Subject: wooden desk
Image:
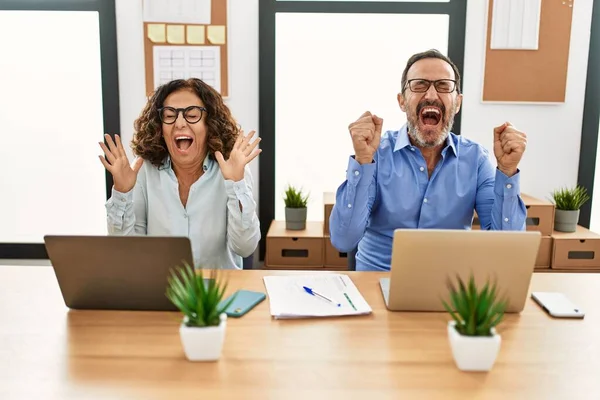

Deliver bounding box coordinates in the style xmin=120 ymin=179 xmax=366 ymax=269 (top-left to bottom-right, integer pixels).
xmin=1 ymin=266 xmax=599 ymax=399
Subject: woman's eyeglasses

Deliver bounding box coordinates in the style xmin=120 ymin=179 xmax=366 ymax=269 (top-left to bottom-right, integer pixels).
xmin=158 ymin=106 xmax=207 ymax=124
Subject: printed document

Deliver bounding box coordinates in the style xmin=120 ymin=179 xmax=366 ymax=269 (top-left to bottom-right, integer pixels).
xmin=263 ymin=274 xmax=372 ymax=319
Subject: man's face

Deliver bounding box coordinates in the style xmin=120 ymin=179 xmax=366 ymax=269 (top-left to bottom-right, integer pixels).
xmin=398 ymin=58 xmax=463 ymax=148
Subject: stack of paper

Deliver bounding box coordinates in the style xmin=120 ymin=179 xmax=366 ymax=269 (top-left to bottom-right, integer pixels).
xmin=262 ymin=274 xmax=372 ymax=319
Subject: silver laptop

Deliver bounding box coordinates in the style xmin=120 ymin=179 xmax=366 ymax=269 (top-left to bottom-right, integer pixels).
xmin=380 ymin=229 xmax=542 ymax=313
xmin=44 ymin=235 xmax=194 ymax=311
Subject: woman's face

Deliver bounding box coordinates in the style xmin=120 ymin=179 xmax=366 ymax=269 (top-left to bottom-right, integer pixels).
xmin=160 ymin=89 xmax=208 ymax=168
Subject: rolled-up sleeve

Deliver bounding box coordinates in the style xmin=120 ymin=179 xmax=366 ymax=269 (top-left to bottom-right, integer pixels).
xmin=475 ymin=151 xmax=526 ymax=231
xmin=491 ymin=169 xmax=526 ymax=230
xmin=105 ymin=173 xmax=147 ymax=235
xmin=224 ymin=166 xmax=260 ymax=257
xmin=329 ymin=155 xmax=377 ymax=252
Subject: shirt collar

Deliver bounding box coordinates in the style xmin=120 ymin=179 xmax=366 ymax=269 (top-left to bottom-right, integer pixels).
xmin=158 ymin=153 xmax=212 ymax=171
xmin=393 ymin=124 xmax=458 ymax=157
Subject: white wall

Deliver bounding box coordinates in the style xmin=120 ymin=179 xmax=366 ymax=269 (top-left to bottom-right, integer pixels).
xmin=461 ymin=0 xmax=593 ymax=204
xmin=114 ymin=0 xmax=259 ymax=203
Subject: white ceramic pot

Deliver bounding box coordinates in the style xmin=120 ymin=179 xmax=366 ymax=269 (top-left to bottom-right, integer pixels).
xmin=179 ymin=313 xmax=227 ymax=361
xmin=447 ymin=321 xmax=501 ymax=372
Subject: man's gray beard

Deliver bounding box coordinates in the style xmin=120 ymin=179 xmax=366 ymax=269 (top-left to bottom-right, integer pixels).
xmin=407 ymin=103 xmax=457 ymax=148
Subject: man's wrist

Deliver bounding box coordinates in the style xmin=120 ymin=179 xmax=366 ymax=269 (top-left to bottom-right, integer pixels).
xmin=355 ymin=156 xmax=373 ymax=165
xmin=498 ymin=167 xmax=517 ymax=177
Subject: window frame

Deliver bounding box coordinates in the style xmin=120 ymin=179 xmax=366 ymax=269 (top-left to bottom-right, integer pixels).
xmin=0 ymin=0 xmax=120 ymax=259
xmin=577 ymin=0 xmax=600 ymax=228
xmin=258 ymin=0 xmax=467 ymax=260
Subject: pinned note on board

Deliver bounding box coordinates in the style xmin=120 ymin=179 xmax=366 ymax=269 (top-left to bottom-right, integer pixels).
xmin=207 ymin=25 xmax=226 ymax=44
xmin=147 ymin=23 xmax=166 ymax=43
xmin=490 ymin=0 xmax=542 ymax=50
xmin=187 ymin=26 xmax=205 ymax=44
xmin=166 ymin=25 xmax=185 ymax=44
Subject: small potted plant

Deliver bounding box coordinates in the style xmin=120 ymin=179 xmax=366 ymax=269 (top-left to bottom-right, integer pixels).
xmin=284 ymin=185 xmax=309 ymax=230
xmin=550 ymin=185 xmax=590 ymax=232
xmin=165 ymin=261 xmax=235 ymax=362
xmin=442 ymin=274 xmax=507 ymax=372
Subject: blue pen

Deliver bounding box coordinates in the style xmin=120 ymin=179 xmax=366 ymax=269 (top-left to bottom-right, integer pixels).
xmin=303 ymin=286 xmax=341 ymax=307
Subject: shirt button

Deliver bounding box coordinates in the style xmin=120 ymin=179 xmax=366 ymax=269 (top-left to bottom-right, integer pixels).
xmin=347 ymin=204 xmax=352 ymax=208
xmin=410 ymin=147 xmax=415 ymax=152
xmin=184 ymin=214 xmax=188 ymax=219
xmin=504 ymin=217 xmax=509 ymax=222
xmin=506 ymin=184 xmax=512 ymax=189
xmin=419 ymin=167 xmax=425 ymax=172
xmin=121 ymin=198 xmax=126 ymax=202
xmin=423 ymin=198 xmax=428 ymax=203
xmin=354 ymin=171 xmax=360 ymax=176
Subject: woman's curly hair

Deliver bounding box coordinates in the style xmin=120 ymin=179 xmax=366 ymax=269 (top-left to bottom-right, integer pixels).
xmin=131 ymin=78 xmax=239 ymax=167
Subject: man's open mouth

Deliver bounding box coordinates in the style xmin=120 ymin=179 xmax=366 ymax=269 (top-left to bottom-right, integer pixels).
xmin=175 ymin=135 xmax=194 ymax=151
xmin=419 ymin=107 xmax=442 ymax=126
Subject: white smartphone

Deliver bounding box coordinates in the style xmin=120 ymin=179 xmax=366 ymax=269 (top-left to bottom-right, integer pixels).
xmin=531 ymin=292 xmax=585 ymax=319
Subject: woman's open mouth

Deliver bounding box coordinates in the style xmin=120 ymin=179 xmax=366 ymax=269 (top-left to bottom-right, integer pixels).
xmin=174 ymin=135 xmax=194 ymax=153
xmin=419 ymin=106 xmax=442 ymax=126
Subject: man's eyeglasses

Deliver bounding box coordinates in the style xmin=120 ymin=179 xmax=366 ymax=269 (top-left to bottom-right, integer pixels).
xmin=404 ymin=79 xmax=457 ymax=94
xmin=158 ymin=106 xmax=207 ymax=124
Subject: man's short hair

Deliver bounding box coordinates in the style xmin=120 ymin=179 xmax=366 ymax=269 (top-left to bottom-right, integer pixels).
xmin=401 ymin=49 xmax=461 ymax=94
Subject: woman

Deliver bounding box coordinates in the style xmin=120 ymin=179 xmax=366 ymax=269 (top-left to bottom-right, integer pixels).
xmin=98 ymin=78 xmax=261 ymax=269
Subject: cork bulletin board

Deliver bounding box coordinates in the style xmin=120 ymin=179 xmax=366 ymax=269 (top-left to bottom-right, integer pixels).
xmin=142 ymin=0 xmax=229 ymax=97
xmin=482 ymin=0 xmax=574 ymax=103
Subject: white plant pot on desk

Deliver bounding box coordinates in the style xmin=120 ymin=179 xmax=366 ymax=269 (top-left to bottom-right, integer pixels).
xmin=447 ymin=321 xmax=501 ymax=372
xmin=179 ymin=313 xmax=227 ymax=361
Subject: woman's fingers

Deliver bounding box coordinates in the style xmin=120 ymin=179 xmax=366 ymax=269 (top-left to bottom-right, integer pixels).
xmin=99 ymin=142 xmax=116 ymax=164
xmin=98 ymin=155 xmax=114 ymax=172
xmin=244 ymin=137 xmax=261 ymax=156
xmin=105 ymin=134 xmax=119 ymax=156
xmin=233 ymin=130 xmax=244 ymax=150
xmin=115 ymin=134 xmax=127 ymax=159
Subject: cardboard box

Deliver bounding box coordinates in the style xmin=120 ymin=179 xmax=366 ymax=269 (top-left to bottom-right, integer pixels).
xmin=265 ymin=220 xmax=324 ymax=268
xmin=535 ymin=236 xmax=553 ymax=268
xmin=521 ymin=193 xmax=555 ymax=236
xmin=471 ymin=194 xmax=554 ymax=235
xmin=551 ymin=226 xmax=600 ymax=270
xmin=323 ymin=192 xmax=335 ymax=235
xmin=324 ymin=235 xmax=348 ymax=268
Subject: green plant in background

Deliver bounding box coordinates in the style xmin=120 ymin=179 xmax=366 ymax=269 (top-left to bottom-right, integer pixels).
xmin=550 ymin=185 xmax=590 ymax=211
xmin=284 ymin=185 xmax=309 ymax=208
xmin=442 ymin=274 xmax=507 ymax=337
xmin=166 ymin=261 xmax=235 ymax=327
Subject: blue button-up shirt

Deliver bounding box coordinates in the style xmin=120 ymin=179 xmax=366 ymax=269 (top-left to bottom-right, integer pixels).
xmin=329 ymin=125 xmax=526 ymax=271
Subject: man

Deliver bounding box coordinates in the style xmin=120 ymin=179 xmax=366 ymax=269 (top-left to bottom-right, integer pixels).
xmin=329 ymin=49 xmax=528 ymax=272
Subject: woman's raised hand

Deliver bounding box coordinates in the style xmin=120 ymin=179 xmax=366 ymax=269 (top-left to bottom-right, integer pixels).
xmin=98 ymin=134 xmax=143 ymax=193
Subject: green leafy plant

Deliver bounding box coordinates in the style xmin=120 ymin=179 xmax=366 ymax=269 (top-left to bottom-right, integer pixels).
xmin=165 ymin=261 xmax=235 ymax=327
xmin=441 ymin=274 xmax=507 ymax=337
xmin=284 ymin=185 xmax=309 ymax=208
xmin=550 ymin=185 xmax=590 ymax=211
